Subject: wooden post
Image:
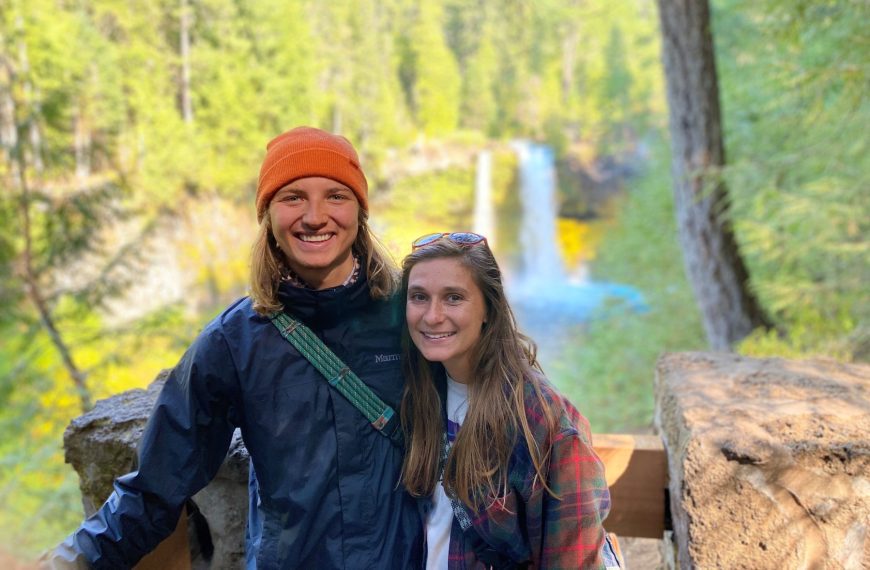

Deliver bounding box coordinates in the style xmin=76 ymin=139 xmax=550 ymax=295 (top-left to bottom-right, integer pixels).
xmin=594 ymin=434 xmax=669 ymax=539
xmin=134 ymin=507 xmax=191 ymax=570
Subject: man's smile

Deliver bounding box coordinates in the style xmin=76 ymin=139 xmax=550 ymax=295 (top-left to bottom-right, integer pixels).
xmin=297 ymin=232 xmax=334 ymax=243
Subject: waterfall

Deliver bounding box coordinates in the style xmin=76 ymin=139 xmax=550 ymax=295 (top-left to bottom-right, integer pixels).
xmin=473 ymin=150 xmax=495 ymax=244
xmin=513 ymin=141 xmax=564 ymax=284
xmin=504 ymin=140 xmax=647 ymax=322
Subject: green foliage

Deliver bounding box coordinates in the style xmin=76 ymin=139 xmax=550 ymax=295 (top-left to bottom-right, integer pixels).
xmin=0 ymin=329 xmax=83 ymax=557
xmin=0 ymin=194 xmax=20 ymax=330
xmin=409 ymin=2 xmax=461 ymax=136
xmin=376 ymin=165 xmax=475 ymax=256
xmin=459 ymin=22 xmax=498 ymax=134
xmin=1 ymin=0 xmax=864 ymax=562
xmin=556 ymin=0 xmax=664 ymax=144
xmin=550 ymin=141 xmax=707 ymax=432
xmin=0 ymin=423 xmax=83 ymax=559
xmin=714 ymin=0 xmax=869 ymax=360
xmin=0 ymin=305 xmax=193 ymax=559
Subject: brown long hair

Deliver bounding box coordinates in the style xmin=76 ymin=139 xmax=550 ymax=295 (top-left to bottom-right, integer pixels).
xmin=400 ymin=239 xmax=563 ymax=509
xmin=250 ymin=208 xmax=398 ymax=315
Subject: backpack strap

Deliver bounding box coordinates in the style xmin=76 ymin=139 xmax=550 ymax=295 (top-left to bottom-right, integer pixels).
xmin=439 ymin=432 xmax=474 ymax=531
xmin=443 ymin=468 xmax=526 ymax=569
xmin=269 ymin=311 xmax=404 ymax=448
xmin=439 ymin=412 xmax=524 ymax=569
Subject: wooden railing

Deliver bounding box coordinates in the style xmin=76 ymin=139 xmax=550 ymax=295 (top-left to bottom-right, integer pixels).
xmin=135 ymin=506 xmax=190 ymax=570
xmin=135 ymin=433 xmax=669 ymax=569
xmin=594 ymin=433 xmax=670 ymax=539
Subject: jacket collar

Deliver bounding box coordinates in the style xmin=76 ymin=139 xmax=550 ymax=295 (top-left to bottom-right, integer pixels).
xmin=276 ymin=270 xmax=371 ymax=328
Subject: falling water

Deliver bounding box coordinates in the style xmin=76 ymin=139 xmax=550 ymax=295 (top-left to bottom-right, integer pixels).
xmin=502 ymin=140 xmax=646 ymax=322
xmin=473 ymin=150 xmax=495 ymax=245
xmin=513 ymin=142 xmax=563 ymax=283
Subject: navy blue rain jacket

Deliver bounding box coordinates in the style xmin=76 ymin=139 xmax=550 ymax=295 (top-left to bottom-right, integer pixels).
xmin=53 ymin=274 xmax=423 ymax=568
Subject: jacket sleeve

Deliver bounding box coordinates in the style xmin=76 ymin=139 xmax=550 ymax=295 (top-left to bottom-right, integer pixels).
xmin=46 ymin=324 xmax=241 ymax=569
xmin=539 ymin=423 xmax=610 ymax=570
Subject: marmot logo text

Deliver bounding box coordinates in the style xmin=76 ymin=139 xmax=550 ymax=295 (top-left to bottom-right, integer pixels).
xmin=374 ymin=354 xmax=401 ymax=363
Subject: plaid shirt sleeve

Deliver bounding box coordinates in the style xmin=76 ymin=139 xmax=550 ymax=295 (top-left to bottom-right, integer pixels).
xmin=447 ymin=385 xmax=613 ymax=569
xmin=539 ymin=422 xmax=610 ymax=569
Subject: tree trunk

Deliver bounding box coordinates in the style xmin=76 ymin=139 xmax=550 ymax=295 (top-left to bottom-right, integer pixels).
xmin=179 ymin=0 xmax=193 ymax=123
xmin=74 ymin=101 xmax=91 ymax=185
xmin=0 ymin=60 xmax=21 ymax=184
xmin=14 ymin=19 xmax=44 ymax=174
xmin=561 ymin=20 xmax=578 ymax=107
xmin=655 ymin=0 xmax=770 ymax=350
xmin=19 ymin=166 xmax=94 ymax=412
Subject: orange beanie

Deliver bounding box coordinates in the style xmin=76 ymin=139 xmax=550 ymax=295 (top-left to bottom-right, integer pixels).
xmin=256 ymin=126 xmax=369 ymax=221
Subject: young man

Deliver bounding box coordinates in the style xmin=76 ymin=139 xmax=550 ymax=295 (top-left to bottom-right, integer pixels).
xmin=48 ymin=127 xmax=423 ymax=568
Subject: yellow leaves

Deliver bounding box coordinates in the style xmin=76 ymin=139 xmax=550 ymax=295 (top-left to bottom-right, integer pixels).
xmin=32 ymin=389 xmax=78 ymax=439
xmin=100 ymin=337 xmax=183 ymax=398
xmin=178 ymin=195 xmax=257 ymax=309
xmin=556 ymin=217 xmax=607 ymax=269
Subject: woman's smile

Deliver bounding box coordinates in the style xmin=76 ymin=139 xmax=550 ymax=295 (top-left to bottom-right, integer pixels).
xmin=421 ymin=331 xmax=456 ymax=340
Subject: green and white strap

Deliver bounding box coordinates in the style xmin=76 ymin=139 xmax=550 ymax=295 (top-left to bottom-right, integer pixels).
xmin=269 ymin=311 xmax=403 ymax=447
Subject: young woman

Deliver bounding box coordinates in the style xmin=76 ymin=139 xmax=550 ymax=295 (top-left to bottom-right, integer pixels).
xmin=401 ymin=232 xmax=620 ymax=569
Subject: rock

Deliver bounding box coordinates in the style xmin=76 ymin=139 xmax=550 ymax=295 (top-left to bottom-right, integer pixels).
xmin=63 ymin=372 xmax=249 ymax=569
xmin=63 ymin=372 xmax=169 ymax=516
xmin=67 ymin=353 xmax=870 ymax=569
xmin=655 ymin=352 xmax=870 ymax=570
xmin=190 ymin=431 xmax=248 ymax=568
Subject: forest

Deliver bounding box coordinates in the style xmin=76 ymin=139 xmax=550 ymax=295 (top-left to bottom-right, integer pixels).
xmin=0 ymin=0 xmax=867 ymax=562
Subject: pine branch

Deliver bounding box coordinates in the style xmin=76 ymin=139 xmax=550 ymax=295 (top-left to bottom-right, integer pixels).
xmin=2 ymin=40 xmax=93 ymax=412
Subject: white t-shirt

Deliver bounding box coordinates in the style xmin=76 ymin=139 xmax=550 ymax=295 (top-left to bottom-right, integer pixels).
xmin=425 ymin=377 xmax=469 ymax=569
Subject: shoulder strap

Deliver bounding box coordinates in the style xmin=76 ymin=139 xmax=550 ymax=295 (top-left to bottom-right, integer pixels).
xmin=269 ymin=311 xmax=404 ymax=448
xmin=440 ymin=433 xmax=474 ymax=531
xmin=440 ymin=420 xmax=527 ymax=569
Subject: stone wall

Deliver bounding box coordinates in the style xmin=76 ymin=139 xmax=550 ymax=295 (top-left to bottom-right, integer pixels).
xmin=64 ymin=353 xmax=870 ymax=568
xmin=655 ymin=352 xmax=870 ymax=569
xmin=63 ymin=371 xmax=249 ymax=569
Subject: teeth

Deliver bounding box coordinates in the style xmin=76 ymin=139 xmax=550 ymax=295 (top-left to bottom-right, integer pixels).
xmin=424 ymin=332 xmax=454 ymax=339
xmin=300 ymin=234 xmax=332 ymax=242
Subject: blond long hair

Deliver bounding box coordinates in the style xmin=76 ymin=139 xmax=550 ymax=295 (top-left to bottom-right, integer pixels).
xmin=250 ymin=209 xmax=398 ymax=315
xmin=400 ymin=240 xmax=563 ymax=509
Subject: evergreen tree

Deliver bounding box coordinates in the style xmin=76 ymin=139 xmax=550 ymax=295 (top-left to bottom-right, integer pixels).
xmin=410 ymin=0 xmax=461 ymax=137
xmin=460 ymin=21 xmax=498 ymax=134
xmin=716 ymin=0 xmax=869 ymax=358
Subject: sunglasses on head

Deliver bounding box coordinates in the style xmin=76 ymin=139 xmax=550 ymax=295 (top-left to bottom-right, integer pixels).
xmin=411 ymin=232 xmax=488 ymax=251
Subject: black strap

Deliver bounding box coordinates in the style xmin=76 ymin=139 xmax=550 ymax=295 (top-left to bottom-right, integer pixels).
xmin=437 ymin=376 xmax=525 ymax=569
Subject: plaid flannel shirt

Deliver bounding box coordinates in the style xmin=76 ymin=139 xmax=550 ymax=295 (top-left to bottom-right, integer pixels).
xmin=443 ymin=379 xmax=611 ymax=569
